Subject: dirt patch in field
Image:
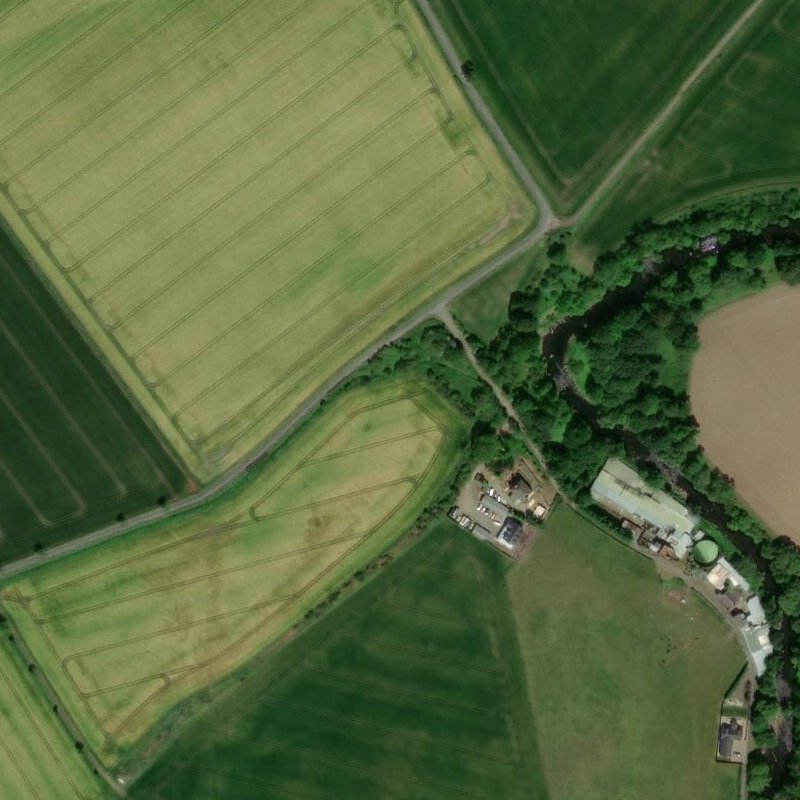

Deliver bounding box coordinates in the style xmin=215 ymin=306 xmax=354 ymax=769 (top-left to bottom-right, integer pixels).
xmin=691 ymin=284 xmax=800 ymax=542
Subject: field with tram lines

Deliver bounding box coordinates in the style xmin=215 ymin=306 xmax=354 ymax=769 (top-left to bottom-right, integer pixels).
xmin=0 ymin=0 xmax=534 ymax=481
xmin=0 ymin=638 xmax=104 ymax=799
xmin=0 ymin=380 xmax=464 ymax=765
xmin=0 ymin=225 xmax=185 ymax=563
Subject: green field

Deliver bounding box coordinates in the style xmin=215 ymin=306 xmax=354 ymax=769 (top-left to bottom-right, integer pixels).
xmin=577 ymin=0 xmax=796 ymax=253
xmin=126 ymin=507 xmax=743 ymax=800
xmin=0 ymin=637 xmax=105 ymax=799
xmin=0 ymin=0 xmax=535 ymax=481
xmin=429 ymin=0 xmax=751 ymax=213
xmin=452 ymin=244 xmax=544 ymax=343
xmin=0 ymin=225 xmax=185 ymax=564
xmin=1 ymin=379 xmax=464 ymax=765
xmin=510 ymin=506 xmax=744 ymax=800
xmin=129 ymin=520 xmax=547 ymax=800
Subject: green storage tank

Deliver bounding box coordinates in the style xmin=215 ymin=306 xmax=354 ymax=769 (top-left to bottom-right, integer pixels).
xmin=693 ymin=539 xmax=719 ymax=566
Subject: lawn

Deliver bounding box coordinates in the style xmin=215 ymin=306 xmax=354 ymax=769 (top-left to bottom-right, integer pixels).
xmin=0 ymin=224 xmax=186 ymax=564
xmin=577 ymin=0 xmax=797 ymax=254
xmin=428 ymin=0 xmax=751 ymax=213
xmin=509 ymin=506 xmax=744 ymax=800
xmin=0 ymin=637 xmax=105 ymax=799
xmin=0 ymin=379 xmax=465 ymax=766
xmin=129 ymin=520 xmax=548 ymax=800
xmin=0 ymin=0 xmax=535 ymax=481
xmin=452 ymin=243 xmax=545 ymax=343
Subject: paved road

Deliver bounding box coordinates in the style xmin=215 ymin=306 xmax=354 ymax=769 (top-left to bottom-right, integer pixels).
xmin=412 ymin=0 xmax=556 ymax=225
xmin=0 ymin=3 xmax=558 ymax=583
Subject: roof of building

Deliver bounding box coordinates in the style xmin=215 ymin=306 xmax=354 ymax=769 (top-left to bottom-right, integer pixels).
xmin=718 ymin=735 xmax=734 ymax=760
xmin=747 ymin=596 xmax=767 ymax=626
xmin=693 ymin=539 xmax=719 ymax=566
xmin=590 ymin=459 xmax=697 ymax=537
xmin=740 ymin=623 xmax=773 ymax=677
xmin=480 ymin=494 xmax=509 ymax=519
xmin=496 ymin=517 xmax=523 ymax=550
xmin=707 ymin=558 xmax=750 ymax=593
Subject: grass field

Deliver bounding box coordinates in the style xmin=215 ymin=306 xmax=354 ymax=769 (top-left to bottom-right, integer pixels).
xmin=0 ymin=0 xmax=534 ymax=481
xmin=0 ymin=224 xmax=186 ymax=565
xmin=129 ymin=520 xmax=548 ymax=800
xmin=0 ymin=638 xmax=104 ymax=799
xmin=691 ymin=284 xmax=800 ymax=542
xmin=0 ymin=379 xmax=464 ymax=765
xmin=576 ymin=0 xmax=797 ymax=253
xmin=510 ymin=506 xmax=744 ymax=800
xmin=428 ymin=0 xmax=751 ymax=213
xmin=452 ymin=243 xmax=544 ymax=343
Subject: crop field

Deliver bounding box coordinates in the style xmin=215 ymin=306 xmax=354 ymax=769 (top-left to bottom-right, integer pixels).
xmin=691 ymin=284 xmax=800 ymax=543
xmin=578 ymin=0 xmax=799 ymax=252
xmin=0 ymin=638 xmax=104 ymax=799
xmin=428 ymin=0 xmax=751 ymax=212
xmin=510 ymin=506 xmax=744 ymax=800
xmin=0 ymin=225 xmax=185 ymax=564
xmin=130 ymin=521 xmax=547 ymax=800
xmin=0 ymin=380 xmax=464 ymax=765
xmin=0 ymin=0 xmax=534 ymax=481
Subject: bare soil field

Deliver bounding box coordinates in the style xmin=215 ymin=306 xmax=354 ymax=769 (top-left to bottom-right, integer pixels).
xmin=691 ymin=283 xmax=800 ymax=542
xmin=0 ymin=379 xmax=464 ymax=765
xmin=0 ymin=0 xmax=533 ymax=481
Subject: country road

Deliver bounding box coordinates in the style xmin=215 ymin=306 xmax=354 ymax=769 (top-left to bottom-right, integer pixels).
xmin=0 ymin=1 xmax=558 ymax=583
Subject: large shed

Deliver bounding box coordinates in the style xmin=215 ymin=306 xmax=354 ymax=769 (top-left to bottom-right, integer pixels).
xmin=590 ymin=458 xmax=697 ymax=537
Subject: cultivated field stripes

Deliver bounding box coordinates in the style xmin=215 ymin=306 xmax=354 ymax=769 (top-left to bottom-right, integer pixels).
xmin=0 ymin=320 xmax=125 ymax=497
xmin=0 ymin=644 xmax=100 ymax=799
xmin=141 ymin=137 xmax=464 ymax=386
xmin=243 ymin=699 xmax=518 ymax=766
xmin=0 ymin=0 xmax=223 ymax=148
xmin=0 ymin=0 xmax=196 ymax=149
xmin=24 ymin=0 xmax=371 ymax=222
xmin=0 ymin=0 xmax=138 ymax=103
xmin=207 ymin=729 xmax=497 ymax=800
xmin=0 ymin=255 xmax=169 ymax=491
xmin=0 ymin=0 xmax=532 ymax=478
xmin=3 ymin=383 xmax=463 ymax=759
xmin=172 ymin=169 xmax=491 ymax=437
xmin=55 ymin=1 xmax=389 ymax=261
xmin=9 ymin=0 xmax=317 ymax=196
xmin=0 ymin=0 xmax=85 ymax=74
xmin=101 ymin=67 xmax=429 ymax=328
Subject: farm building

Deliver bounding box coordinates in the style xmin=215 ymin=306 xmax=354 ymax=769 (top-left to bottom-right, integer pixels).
xmin=496 ymin=517 xmax=523 ymax=551
xmin=706 ymin=558 xmax=750 ymax=593
xmin=739 ymin=623 xmax=774 ymax=677
xmin=590 ymin=458 xmax=697 ymax=556
xmin=479 ymin=493 xmax=510 ymax=523
xmin=716 ymin=716 xmax=747 ymax=763
xmin=692 ymin=539 xmax=719 ymax=566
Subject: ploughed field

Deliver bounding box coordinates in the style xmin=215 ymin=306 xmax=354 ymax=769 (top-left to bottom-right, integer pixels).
xmin=0 ymin=638 xmax=104 ymax=799
xmin=0 ymin=225 xmax=185 ymax=563
xmin=130 ymin=521 xmax=548 ymax=800
xmin=0 ymin=0 xmax=534 ymax=481
xmin=428 ymin=0 xmax=750 ymax=212
xmin=691 ymin=284 xmax=800 ymax=543
xmin=0 ymin=380 xmax=464 ymax=765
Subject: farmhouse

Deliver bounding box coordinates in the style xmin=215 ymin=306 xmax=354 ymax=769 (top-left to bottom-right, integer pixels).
xmin=591 ymin=458 xmax=697 ymax=556
xmin=716 ymin=715 xmax=747 ymax=763
xmin=496 ymin=517 xmax=523 ymax=551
